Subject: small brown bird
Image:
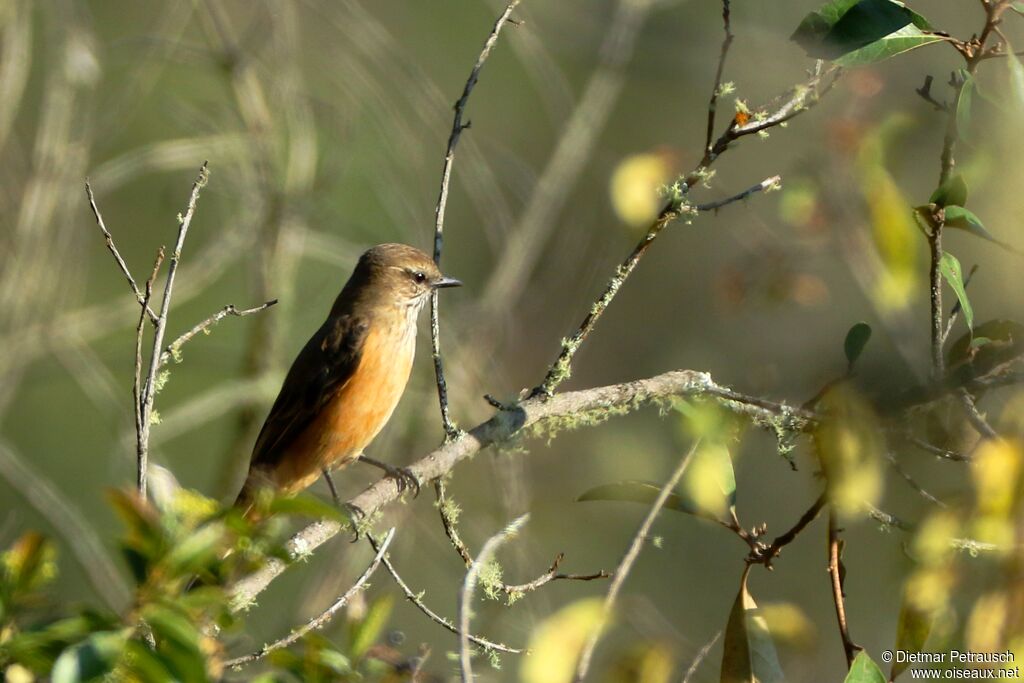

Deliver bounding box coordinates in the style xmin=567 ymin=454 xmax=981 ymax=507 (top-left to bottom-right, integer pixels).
xmin=236 ymin=243 xmax=461 ymax=506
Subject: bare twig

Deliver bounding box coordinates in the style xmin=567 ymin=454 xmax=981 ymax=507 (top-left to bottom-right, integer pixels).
xmin=680 ymin=630 xmax=722 ymax=683
xmin=158 ymin=300 xmax=278 ymax=367
xmin=906 ymin=435 xmax=971 ymax=462
xmin=459 ymin=514 xmax=529 ymax=681
xmin=927 ymin=225 xmax=945 ymax=381
xmin=229 ymin=370 xmax=811 ymax=610
xmin=84 ymin=180 xmax=158 ymax=323
xmin=573 ymin=440 xmax=702 ymax=682
xmin=224 ymin=528 xmax=395 ymax=668
xmin=134 ymin=250 xmax=164 ymax=479
xmin=915 ymin=75 xmax=949 ymax=112
xmin=366 ymin=534 xmax=523 ymax=655
xmin=755 ymin=492 xmax=826 ymax=568
xmin=884 ymin=452 xmax=947 ymax=507
xmin=956 ymin=388 xmax=999 ymax=439
xmin=136 ymin=163 xmax=209 ymax=497
xmin=429 ymin=0 xmax=522 ymax=440
xmin=704 ymin=0 xmax=734 ymax=155
xmin=532 ymin=66 xmax=838 ymax=397
xmin=695 ymin=176 xmax=781 ymax=213
xmin=827 ymin=511 xmax=861 ymax=669
xmin=434 ymin=479 xmax=609 ymax=593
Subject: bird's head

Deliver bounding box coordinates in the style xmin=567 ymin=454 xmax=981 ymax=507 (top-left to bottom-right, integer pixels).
xmin=350 ymin=243 xmax=461 ymax=313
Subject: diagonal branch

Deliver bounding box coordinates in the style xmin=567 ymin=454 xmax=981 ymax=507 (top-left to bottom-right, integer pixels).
xmin=159 ymin=300 xmax=278 ymax=367
xmin=224 ymin=528 xmax=395 ymax=668
xmin=429 ymin=0 xmax=522 ymax=440
xmin=228 ymin=370 xmax=813 ymax=611
xmin=85 ymin=180 xmax=158 ymax=324
xmin=572 ymin=440 xmax=702 ymax=681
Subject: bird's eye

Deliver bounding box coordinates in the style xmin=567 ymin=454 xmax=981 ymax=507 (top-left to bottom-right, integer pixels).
xmin=412 ymin=271 xmax=427 ymax=284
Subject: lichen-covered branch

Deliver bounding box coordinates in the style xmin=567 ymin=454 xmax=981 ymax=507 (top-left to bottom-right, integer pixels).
xmin=229 ymin=369 xmax=811 ymax=610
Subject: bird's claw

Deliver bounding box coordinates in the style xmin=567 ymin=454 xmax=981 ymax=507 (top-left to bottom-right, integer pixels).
xmin=391 ymin=466 xmax=421 ymax=497
xmin=344 ymin=502 xmax=366 ymax=543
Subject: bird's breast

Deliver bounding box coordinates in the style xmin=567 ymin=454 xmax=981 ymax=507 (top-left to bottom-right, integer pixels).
xmin=312 ymin=319 xmax=416 ymax=469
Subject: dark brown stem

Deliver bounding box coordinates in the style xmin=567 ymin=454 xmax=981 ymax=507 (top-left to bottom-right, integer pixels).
xmin=704 ymin=0 xmax=734 ymax=155
xmin=757 ymin=492 xmax=826 ymax=568
xmin=429 ymin=0 xmax=522 ymax=440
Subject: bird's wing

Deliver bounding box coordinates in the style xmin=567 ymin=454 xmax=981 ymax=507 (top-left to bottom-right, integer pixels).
xmin=248 ymin=313 xmax=369 ymax=471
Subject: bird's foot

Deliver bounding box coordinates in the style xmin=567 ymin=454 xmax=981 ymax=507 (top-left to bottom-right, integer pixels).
xmin=344 ymin=502 xmax=366 ymax=543
xmin=358 ymin=455 xmax=421 ymax=497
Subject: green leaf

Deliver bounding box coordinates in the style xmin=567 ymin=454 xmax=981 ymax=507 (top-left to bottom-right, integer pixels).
xmin=929 ymin=174 xmax=968 ymax=208
xmin=942 ymin=206 xmax=1010 ymax=250
xmin=792 ymin=0 xmax=943 ymax=66
xmin=939 ymin=252 xmax=973 ymax=334
xmin=721 ymin=566 xmax=785 ymax=683
xmin=955 ymin=70 xmax=975 ymax=141
xmin=267 ymin=492 xmax=347 ymax=522
xmin=845 ymin=651 xmax=887 ymax=682
xmin=51 ymin=631 xmax=127 ymax=683
xmin=578 ymin=442 xmax=737 ymax=525
xmin=349 ymin=594 xmax=393 ymax=660
xmin=843 ymin=322 xmax=873 ymax=368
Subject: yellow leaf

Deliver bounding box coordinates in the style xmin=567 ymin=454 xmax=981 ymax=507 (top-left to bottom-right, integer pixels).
xmin=521 ymin=598 xmax=608 ymax=683
xmin=610 ymin=153 xmax=673 ymax=229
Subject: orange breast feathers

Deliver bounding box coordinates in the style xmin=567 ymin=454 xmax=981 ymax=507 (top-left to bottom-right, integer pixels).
xmin=268 ymin=323 xmax=415 ymax=494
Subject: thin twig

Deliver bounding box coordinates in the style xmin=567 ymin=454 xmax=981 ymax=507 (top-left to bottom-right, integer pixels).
xmin=459 ymin=514 xmax=529 ymax=682
xmin=956 ymin=388 xmax=999 ymax=439
xmin=827 ymin=511 xmax=861 ymax=669
xmin=906 ymin=435 xmax=971 ymax=462
xmin=134 ymin=250 xmax=164 ymax=491
xmin=229 ymin=371 xmax=812 ymax=609
xmin=158 ymin=300 xmax=278 ymax=367
xmin=884 ymin=452 xmax=947 ymax=507
xmin=680 ymin=630 xmax=722 ymax=683
xmin=573 ymin=440 xmax=702 ymax=682
xmin=137 ymin=163 xmax=209 ymax=498
xmin=85 ymin=180 xmax=158 ymax=323
xmin=704 ymin=0 xmax=734 ymax=155
xmin=695 ymin=176 xmax=780 ymax=212
xmin=366 ymin=534 xmax=523 ymax=655
xmin=756 ymin=492 xmax=826 ymax=568
xmin=224 ymin=528 xmax=395 ymax=668
xmin=434 ymin=479 xmax=609 ymax=593
xmin=532 ymin=67 xmax=838 ymax=397
xmin=429 ymin=0 xmax=522 ymax=440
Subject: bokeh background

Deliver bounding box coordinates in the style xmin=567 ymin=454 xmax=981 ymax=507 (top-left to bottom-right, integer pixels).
xmin=1 ymin=0 xmax=1023 ymax=680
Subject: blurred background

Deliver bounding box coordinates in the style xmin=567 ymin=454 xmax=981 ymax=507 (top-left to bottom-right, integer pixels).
xmin=1 ymin=0 xmax=1023 ymax=680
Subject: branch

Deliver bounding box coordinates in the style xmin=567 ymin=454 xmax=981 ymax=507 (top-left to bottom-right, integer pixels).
xmin=85 ymin=180 xmax=158 ymax=324
xmin=367 ymin=534 xmax=523 ymax=655
xmin=754 ymin=491 xmax=826 ymax=569
xmin=224 ymin=528 xmax=395 ymax=668
xmin=704 ymin=0 xmax=734 ymax=155
xmin=228 ymin=369 xmax=812 ymax=610
xmin=572 ymin=440 xmax=702 ymax=682
xmin=434 ymin=479 xmax=609 ymax=594
xmin=827 ymin=511 xmax=861 ymax=669
xmin=134 ymin=250 xmax=164 ymax=483
xmin=459 ymin=514 xmax=529 ymax=682
xmin=429 ymin=0 xmax=522 ymax=439
xmin=695 ymin=176 xmax=781 ymax=213
xmin=158 ymin=300 xmax=278 ymax=367
xmin=532 ymin=65 xmax=837 ymax=398
xmin=137 ymin=163 xmax=210 ymax=498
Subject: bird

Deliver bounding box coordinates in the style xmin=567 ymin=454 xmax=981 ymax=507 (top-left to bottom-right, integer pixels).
xmin=234 ymin=243 xmax=461 ymax=509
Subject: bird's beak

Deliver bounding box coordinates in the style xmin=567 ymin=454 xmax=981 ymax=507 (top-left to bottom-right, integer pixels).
xmin=433 ymin=276 xmax=463 ymax=289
